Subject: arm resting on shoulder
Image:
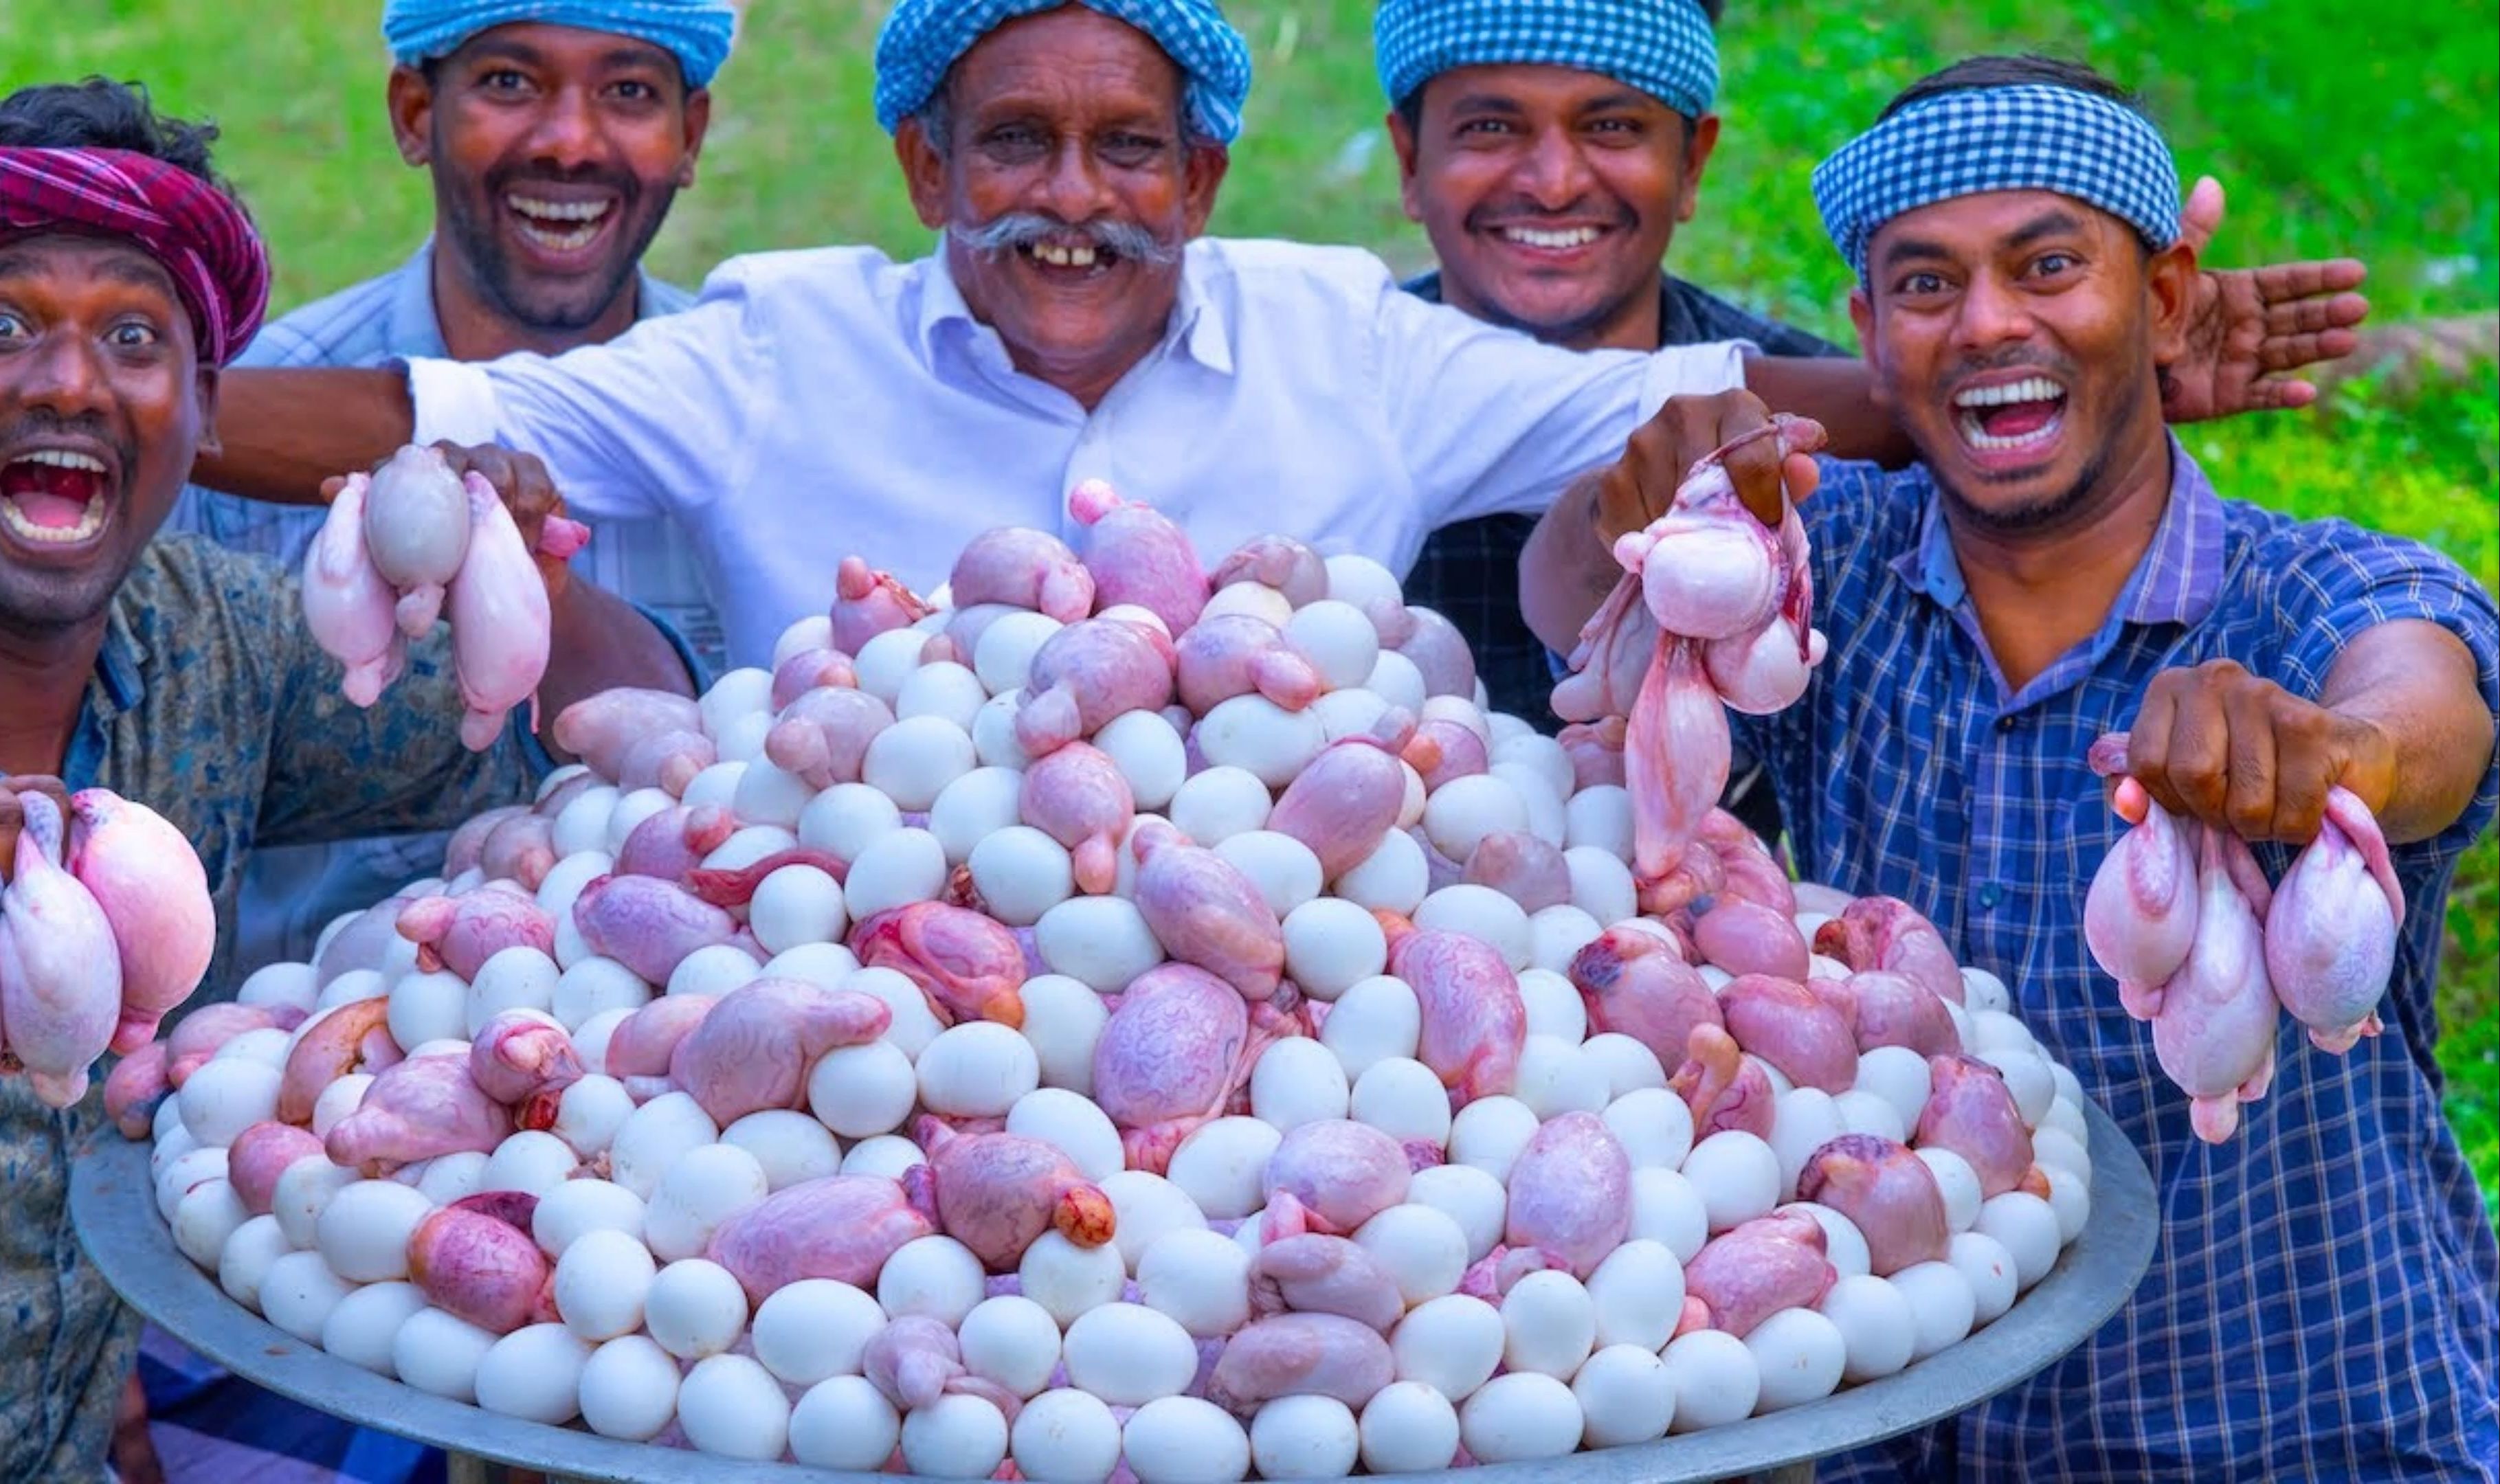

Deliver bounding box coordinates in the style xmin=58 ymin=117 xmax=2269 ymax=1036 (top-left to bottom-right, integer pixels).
xmin=192 ymin=367 xmax=417 ymax=505
xmin=2317 ymin=619 xmax=2495 ymax=845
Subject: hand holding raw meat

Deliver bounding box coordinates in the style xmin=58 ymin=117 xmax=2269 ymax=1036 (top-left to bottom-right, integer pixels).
xmin=2266 ymin=787 xmax=2403 ymax=1051
xmin=0 ymin=791 xmax=120 ymax=1108
xmin=63 ymin=789 xmax=214 ymax=1053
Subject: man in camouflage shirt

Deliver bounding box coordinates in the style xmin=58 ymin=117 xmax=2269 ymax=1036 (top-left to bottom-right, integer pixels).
xmin=0 ymin=78 xmax=694 ymax=1481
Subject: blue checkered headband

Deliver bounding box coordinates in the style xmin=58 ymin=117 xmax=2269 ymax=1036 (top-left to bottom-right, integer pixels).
xmin=381 ymin=0 xmax=739 ymax=88
xmin=1811 ymin=83 xmax=2182 ymax=277
xmin=873 ymin=0 xmax=1254 ymax=144
xmin=1374 ymin=0 xmax=1717 ymax=120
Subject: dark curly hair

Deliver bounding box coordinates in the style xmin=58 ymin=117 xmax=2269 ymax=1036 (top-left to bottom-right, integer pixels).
xmin=1881 ymin=54 xmax=2144 ymax=122
xmin=0 ymin=76 xmax=236 ymax=196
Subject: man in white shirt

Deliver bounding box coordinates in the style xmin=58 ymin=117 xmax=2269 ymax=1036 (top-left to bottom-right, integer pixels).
xmin=191 ymin=0 xmax=2318 ymax=668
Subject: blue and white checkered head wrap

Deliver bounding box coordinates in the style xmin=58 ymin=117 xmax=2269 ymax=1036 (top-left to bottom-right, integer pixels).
xmin=873 ymin=0 xmax=1254 ymax=145
xmin=381 ymin=0 xmax=739 ymax=88
xmin=1374 ymin=0 xmax=1717 ymax=120
xmin=1811 ymin=82 xmax=2181 ymax=278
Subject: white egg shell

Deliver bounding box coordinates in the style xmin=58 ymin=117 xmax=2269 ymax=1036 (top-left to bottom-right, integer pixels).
xmin=213 ymin=1025 xmax=293 ymax=1070
xmin=720 ymin=1110 xmax=841 ymax=1191
xmin=1770 ymin=1088 xmax=1850 ymax=1194
xmin=315 ymin=1179 xmax=434 ymax=1283
xmin=1820 ymin=1271 xmax=1919 ymax=1383
xmin=1062 ymin=1303 xmax=1200 ymax=1405
xmin=1586 ymin=1238 xmax=1686 ymax=1351
xmin=1365 ymin=651 xmax=1429 ymax=717
xmin=1005 ymin=1088 xmax=1123 ymax=1182
xmin=1008 ymin=978 xmax=1105 ymax=1098
xmin=150 ymin=1116 xmax=195 ymax=1174
xmin=1287 ymin=600 xmax=1381 ymax=690
xmin=974 ymin=611 xmax=1062 ymax=695
xmin=478 ymin=1129 xmax=580 ymax=1200
xmin=1035 ymin=896 xmax=1165 ymax=993
xmin=1319 ymin=975 xmax=1420 ymax=1081
xmin=1331 ymin=829 xmax=1428 ymax=916
xmin=1563 ymin=847 xmax=1638 ymax=928
xmin=1137 ymin=1228 xmax=1253 ymax=1338
xmin=679 ymin=761 xmax=747 ymax=813
xmin=1950 ymin=1230 xmax=2020 ymax=1327
xmin=842 ymin=1134 xmax=930 ymax=1182
xmin=1564 ymin=785 xmax=1634 ymax=861
xmin=1574 ymin=1342 xmax=1676 ymax=1446
xmin=172 ymin=1179 xmax=249 ymax=1271
xmin=1460 ymin=1371 xmax=1583 ymax=1463
xmin=761 ymin=942 xmax=862 ymax=992
xmin=547 ymin=1081 xmax=635 ymax=1173
xmin=1832 ymin=1087 xmax=1909 ymax=1143
xmin=1682 ymin=1131 xmax=1782 ymax=1233
xmin=1420 ymin=776 xmax=1527 ymax=865
xmin=551 ymin=958 xmax=650 ymax=1033
xmin=317 ymin=969 xmax=390 ymax=1013
xmin=898 ymin=659 xmax=988 ymax=731
xmin=746 ymin=1277 xmax=888 ymax=1387
xmin=1011 ymin=1387 xmax=1124 ymax=1484
xmin=1745 ymin=1307 xmax=1848 ymax=1413
xmin=217 ymin=1214 xmax=293 ymax=1313
xmin=1360 ymin=1382 xmax=1461 ymax=1474
xmin=569 ymin=1012 xmax=634 ymax=1079
xmin=1167 ymin=1117 xmax=1282 ymax=1221
xmin=177 ymin=1057 xmax=283 ymax=1148
xmin=394 ymin=1307 xmax=498 ymax=1402
xmin=1312 ymin=687 xmax=1394 ymax=745
xmin=1414 ymin=885 xmax=1530 ymax=972
xmin=860 ymin=715 xmax=974 ymax=809
xmin=321 ymin=1280 xmax=427 ymax=1376
xmin=1165 ymin=766 xmax=1272 ymax=848
xmin=1447 ymin=1096 xmax=1539 ymax=1183
xmin=1852 ymin=1045 xmax=1934 ymax=1132
xmin=1916 ymin=1147 xmax=1984 ymax=1233
xmin=1249 ymin=1037 xmax=1350 ymax=1132
xmin=155 ymin=1145 xmax=229 ymax=1222
xmin=1981 ymin=1047 xmax=2058 ymax=1129
xmin=1967 ymin=1009 xmax=2035 ymax=1057
xmin=2032 ymin=1125 xmax=2090 ymax=1186
xmin=1086 ymin=709 xmax=1185 ymax=813
xmin=842 ymin=827 xmax=950 ymax=919
xmin=1195 ymin=696 xmax=1326 ymax=789
xmin=1497 ymin=1268 xmax=1596 ymax=1379
xmin=842 ymin=966 xmax=946 ymax=1059
xmin=1581 ymin=1034 xmax=1668 ymax=1100
xmin=1527 ymin=905 xmax=1605 ymax=977
xmin=271 ymin=1158 xmax=356 ymax=1250
xmin=677 ymin=1353 xmax=792 ymax=1462
xmin=799 ymin=782 xmax=902 ymax=862
xmin=555 ymin=1226 xmax=657 ymax=1344
xmin=2042 ymin=1160 xmax=2092 ymax=1245
xmin=968 ymin=826 xmax=1076 ymax=928
xmin=533 ymin=1177 xmax=645 ymax=1257
xmin=1404 ymin=1163 xmax=1508 ymax=1265
xmin=807 ymin=1040 xmax=919 ymax=1138
xmin=535 ymin=851 xmax=612 ymax=931
xmin=603 ymin=787 xmax=674 ymax=855
xmin=926 ymin=766 xmax=1020 ymax=867
xmin=1662 ymin=1328 xmax=1761 ymax=1432
xmin=1019 ymin=1229 xmax=1128 ymax=1324
xmin=1322 ymin=554 xmax=1401 ymax=610
xmin=1603 ymin=1086 xmax=1695 ymax=1171
xmin=1124 ymin=1395 xmax=1251 ymax=1484
xmin=579 ymin=1334 xmax=682 ymax=1442
xmin=900 ymin=1394 xmax=1012 ymax=1480
xmin=1513 ymin=968 xmax=1585 ymax=1043
xmin=1198 ymin=580 xmax=1293 ymax=628
xmin=1974 ymin=1191 xmax=2062 ymax=1290
xmin=1961 ymin=966 xmax=2011 ymax=1013
xmin=919 ymin=1022 xmax=1042 ymax=1118
xmin=1627 ymin=1167 xmax=1710 ymax=1263
xmin=1511 ymin=1034 xmax=1609 ymax=1121
xmin=1781 ymin=1200 xmax=1872 ymax=1280
xmin=1102 ymin=1171 xmax=1209 ymax=1272
xmin=1890 ymin=1259 xmax=1978 ymax=1360
xmin=851 ymin=629 xmax=926 ymax=706
xmin=1250 ymin=1393 xmax=1359 ymax=1481
xmin=258 ymin=1249 xmax=354 ymax=1344
xmin=744 ymin=864 xmax=847 ymax=956
xmin=957 ymin=1294 xmax=1062 ymax=1399
xmin=474 ymin=1323 xmax=593 ymax=1425
xmin=792 ymin=1375 xmax=904 ymax=1471
xmin=237 ymin=961 xmax=320 ymax=1015
xmin=643 ymin=1257 xmax=749 ymax=1360
xmin=1349 ymin=1057 xmax=1452 ymax=1149
xmin=1214 ymin=831 xmax=1323 ymax=919
xmin=698 ymin=667 xmax=772 ymax=736
xmin=1387 ymin=1292 xmax=1504 ymax=1402
xmin=665 ymin=943 xmax=759 ymax=1000
xmin=879 ymin=1235 xmax=987 ymax=1326
xmin=1489 ymin=763 xmax=1567 ymax=850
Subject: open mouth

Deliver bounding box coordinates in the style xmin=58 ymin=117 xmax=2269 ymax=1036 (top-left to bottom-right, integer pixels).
xmin=1016 ymin=237 xmax=1120 ymax=278
xmin=505 ymin=192 xmax=618 ymax=256
xmin=1952 ymin=374 xmax=2068 ymax=455
xmin=1492 ymin=223 xmax=1609 ymax=255
xmin=0 ymin=449 xmax=112 ymax=547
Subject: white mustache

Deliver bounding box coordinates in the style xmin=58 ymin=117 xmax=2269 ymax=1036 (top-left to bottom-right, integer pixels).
xmin=954 ymin=212 xmax=1180 ymax=267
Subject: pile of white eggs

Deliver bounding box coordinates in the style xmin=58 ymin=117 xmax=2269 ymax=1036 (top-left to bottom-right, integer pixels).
xmin=142 ymin=541 xmax=2099 ymax=1480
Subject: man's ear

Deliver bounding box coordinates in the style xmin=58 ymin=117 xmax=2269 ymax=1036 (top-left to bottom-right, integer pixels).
xmin=677 ymin=86 xmax=714 ymax=189
xmin=192 ymin=366 xmax=223 ymax=460
xmin=1846 ymin=284 xmax=1890 ymax=412
xmin=1675 ymin=112 xmax=1721 ymax=224
xmin=2145 ymin=239 xmax=2198 ymax=370
xmin=897 ymin=117 xmax=950 ymax=231
xmin=1386 ymin=106 xmax=1424 ymax=224
xmin=386 ymin=64 xmax=434 ymax=168
xmin=1181 ymin=143 xmax=1229 ymax=238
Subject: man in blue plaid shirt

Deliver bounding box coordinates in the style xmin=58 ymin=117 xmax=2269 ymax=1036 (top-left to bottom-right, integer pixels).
xmin=1526 ymin=53 xmax=2499 ymax=1483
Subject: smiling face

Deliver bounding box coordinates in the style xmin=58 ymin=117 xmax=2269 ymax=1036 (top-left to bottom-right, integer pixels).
xmin=1390 ymin=63 xmax=1717 ymax=350
xmin=394 ymin=21 xmax=708 ymax=337
xmin=0 ymin=232 xmax=214 ymax=636
xmin=1848 ymin=188 xmax=2191 ymax=535
xmin=898 ymin=5 xmax=1227 ymax=408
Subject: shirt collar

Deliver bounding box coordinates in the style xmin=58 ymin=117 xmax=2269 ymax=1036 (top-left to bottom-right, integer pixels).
xmin=913 ymin=235 xmax=1234 ymax=381
xmin=1888 ymin=431 xmax=2224 ymax=629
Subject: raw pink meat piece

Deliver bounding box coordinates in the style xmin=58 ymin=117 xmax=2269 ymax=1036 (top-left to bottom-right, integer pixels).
xmin=1570 ymin=926 xmax=1722 ymax=1072
xmin=1794 ymin=1134 xmax=1950 ymax=1276
xmin=1248 ymin=1234 xmax=1405 ymax=1332
xmin=1690 ymin=898 xmax=1810 ymax=982
xmin=1814 ymin=896 xmax=1966 ymax=1007
xmin=445 ymin=471 xmax=553 ymax=751
xmin=1385 ymin=925 xmax=1526 ymax=1104
xmin=1130 ymin=822 xmax=1284 ymax=1000
xmin=614 ymin=803 xmax=741 ymax=883
xmin=2265 ymin=787 xmax=2404 ymax=1053
xmin=831 ymin=556 xmax=933 ymax=655
xmin=1402 ymin=718 xmax=1488 ymax=792
xmin=104 ymin=1042 xmax=174 ymax=1138
xmin=1498 ymin=1111 xmax=1630 ymax=1279
xmin=411 ymin=1196 xmax=555 ymax=1334
xmin=1678 ymin=1210 xmax=1835 ymax=1338
xmin=1020 ymin=744 xmax=1137 ymax=895
xmin=767 ymin=685 xmax=896 ymax=789
xmin=950 ymin=527 xmax=1097 ymax=622
xmin=65 ymin=789 xmax=214 ymax=1053
xmin=1822 ymin=970 xmax=1958 ymax=1059
xmin=706 ymin=1174 xmax=935 ymax=1303
xmin=1917 ymin=1055 xmax=2048 ymax=1193
xmin=470 ymin=1011 xmax=588 ymax=1126
xmin=276 ymin=998 xmax=400 ymax=1125
xmin=326 ymin=1053 xmax=513 ymax=1176
xmin=553 ymin=688 xmax=702 ymax=780
xmin=910 ymin=1118 xmax=1117 ymax=1272
xmin=166 ymin=1002 xmax=306 ymax=1088
xmin=1014 ymin=616 xmax=1176 ymax=758
xmin=573 ymin=874 xmax=750 ymax=987
xmin=1559 ymin=717 xmax=1628 ymax=790
xmin=397 ymin=884 xmax=555 ymax=980
xmin=1175 ymin=614 xmax=1323 ymax=715
xmin=1265 ymin=719 xmax=1414 ymax=881
xmin=1461 ymin=832 xmax=1572 ymax=914
xmin=850 ymin=903 xmax=1027 ymax=1028
xmin=300 ymin=473 xmax=406 ymax=706
xmin=1210 ymin=535 xmax=1328 ymax=609
xmin=669 ymin=980 xmax=889 ymax=1125
xmin=1206 ymin=1314 xmax=1394 ymax=1417
xmin=1091 ymin=965 xmax=1264 ymax=1173
xmin=1068 ymin=480 xmax=1209 ymax=634
xmin=1718 ymin=973 xmax=1857 ymax=1094
xmin=2144 ymin=829 xmax=2283 ymax=1144
xmin=1668 ymin=1023 xmax=1776 ymax=1140
xmin=862 ymin=1315 xmax=1025 ymax=1419
xmin=228 ymin=1121 xmax=328 ymax=1215
xmin=1260 ymin=1121 xmax=1410 ymax=1237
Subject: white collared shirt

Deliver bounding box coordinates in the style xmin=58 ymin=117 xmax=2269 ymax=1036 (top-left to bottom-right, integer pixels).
xmin=411 ymin=236 xmax=1748 ymax=668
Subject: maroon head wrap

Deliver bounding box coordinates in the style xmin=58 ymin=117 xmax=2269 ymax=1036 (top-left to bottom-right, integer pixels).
xmin=0 ymin=146 xmax=270 ymax=365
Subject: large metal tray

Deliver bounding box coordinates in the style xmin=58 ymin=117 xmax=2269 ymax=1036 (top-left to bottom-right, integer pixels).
xmin=74 ymin=1099 xmax=2155 ymax=1483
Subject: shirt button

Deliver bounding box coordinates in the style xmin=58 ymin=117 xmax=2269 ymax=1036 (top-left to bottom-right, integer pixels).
xmin=1996 ymin=715 xmax=2019 ymax=733
xmin=1978 ymin=883 xmax=2002 ymax=908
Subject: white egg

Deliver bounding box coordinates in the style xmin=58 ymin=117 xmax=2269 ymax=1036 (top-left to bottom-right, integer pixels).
xmin=1350 ymin=1057 xmax=1453 ymax=1149
xmin=1094 ymin=709 xmax=1189 ymax=811
xmin=1365 ymin=651 xmax=1429 ymax=716
xmin=705 ymin=826 xmax=805 ymax=880
xmin=1460 ymin=1371 xmax=1583 ymax=1463
xmin=535 ymin=851 xmax=612 ymax=932
xmin=1563 ymin=846 xmax=1638 ymax=927
xmin=957 ymin=827 xmax=1073 ymax=930
xmin=920 ymin=1021 xmax=1042 ymax=1118
xmin=744 ymin=864 xmax=847 ymax=956
xmin=720 ymin=1110 xmax=841 ymax=1191
xmin=698 ymin=666 xmax=772 ymax=736
xmin=1136 ymin=1228 xmax=1252 ymax=1338
xmin=1319 ymin=975 xmax=1421 ymax=1080
xmin=842 ymin=1134 xmax=930 ymax=1182
xmin=1062 ymin=1303 xmax=1200 ymax=1405
xmin=1489 ymin=763 xmax=1568 ymax=850
xmin=1165 ymin=766 xmax=1272 ymax=848
xmin=2033 ymin=1125 xmax=2090 ymax=1185
xmin=748 ymin=1278 xmax=888 ymax=1386
xmin=1167 ymin=1117 xmax=1283 ymax=1221
xmin=1198 ymin=580 xmax=1293 ymax=627
xmin=1967 ymin=1009 xmax=2034 ymax=1057
xmin=1353 ymin=1202 xmax=1470 ymax=1307
xmin=878 ymin=1235 xmax=986 ymax=1326
xmin=1012 ymin=1388 xmax=1124 ymax=1484
xmin=318 ymin=968 xmax=391 ymax=1014
xmin=570 ymin=1011 xmax=634 ymax=1077
xmin=1004 ymin=976 xmax=1104 ymax=1098
xmin=1574 ymin=1342 xmax=1676 ymax=1446
xmin=1247 ymin=1037 xmax=1351 ymax=1132
xmin=1102 ymin=1171 xmax=1209 ymax=1273
xmin=1818 ymin=1271 xmax=1918 ymax=1383
xmin=1020 ymin=1229 xmax=1128 ymax=1325
xmin=1497 ymin=1268 xmax=1596 ymax=1379
xmin=579 ymin=1334 xmax=681 ymax=1442
xmin=1271 ymin=899 xmax=1385 ymax=1007
xmin=212 ymin=1026 xmax=293 ymax=1070
xmin=1563 ymin=785 xmax=1634 ymax=861
xmin=155 ymin=1145 xmax=228 ymax=1223
xmin=852 ymin=629 xmax=927 ymax=706
xmin=1960 ymin=966 xmax=2012 ymax=1013
xmin=172 ymin=1179 xmax=249 ymax=1272
xmin=1250 ymin=1394 xmax=1359 ymax=1481
xmin=760 ymin=942 xmax=862 ymax=991
xmin=841 ymin=966 xmax=946 ymax=1059
xmin=1414 ymin=885 xmax=1531 ymax=972
xmin=270 ymin=1158 xmax=355 ymax=1250
xmin=1981 ymin=1047 xmax=2058 ymax=1129
xmin=665 ymin=943 xmax=759 ymax=1000
xmin=839 ymin=826 xmax=950 ymax=918
xmin=1770 ymin=1088 xmax=1850 ymax=1195
xmin=394 ymin=1307 xmax=498 ymax=1402
xmin=315 ymin=1179 xmax=433 ymax=1283
xmin=1752 ymin=1057 xmax=1794 ymax=1097
xmin=603 ymin=787 xmax=674 ymax=855
xmin=1527 ymin=905 xmax=1605 ymax=977
xmin=773 ymin=614 xmax=832 ymax=667
xmin=1745 ymin=1307 xmax=1848 ymax=1413
xmin=798 ymin=781 xmax=902 ymax=863
xmin=1420 ymin=776 xmax=1528 ymax=864
xmin=1404 ymin=1163 xmax=1508 ymax=1264
xmin=1949 ymin=1230 xmax=2020 ymax=1327
xmin=1916 ymin=1147 xmax=1984 ymax=1234
xmin=257 ymin=1250 xmax=354 ymax=1344
xmin=1851 ymin=1044 xmax=1933 ymax=1132
xmin=1124 ymin=1395 xmax=1251 ymax=1484
xmin=970 ymin=690 xmax=1034 ymax=772
xmin=1581 ymin=1034 xmax=1668 ymax=1100
xmin=1974 ymin=1191 xmax=2062 ymax=1290
xmin=1396 ymin=764 xmax=1429 ymax=830
xmin=1781 ymin=1200 xmax=1872 ymax=1280
xmin=1587 ymin=1238 xmax=1686 ymax=1351
xmin=549 ymin=1075 xmax=636 ymax=1162
xmin=1512 ymin=1035 xmax=1609 ymax=1121
xmin=1445 ymin=1096 xmax=1539 ymax=1183
xmin=1332 ymin=829 xmax=1429 ymax=915
xmin=926 ymin=766 xmax=1022 ymax=866
xmin=1035 ymin=895 xmax=1165 ymax=991
xmin=1833 ymin=1086 xmax=1910 ymax=1143
xmin=2042 ymin=1160 xmax=2092 ymax=1244
xmin=1512 ymin=968 xmax=1585 ymax=1043
xmin=791 ymin=1375 xmax=902 ymax=1471
xmin=474 ymin=1322 xmax=594 ymax=1425
xmin=807 ymin=1040 xmax=919 ymax=1138
xmin=676 ymin=1353 xmax=793 ymax=1462
xmin=1627 ymin=1167 xmax=1710 ymax=1263
xmin=959 ymin=1294 xmax=1064 ymax=1397
xmin=1662 ymin=1328 xmax=1761 ymax=1432
xmin=1385 ymin=1293 xmax=1505 ymax=1402
xmin=237 ymin=961 xmax=320 ymax=1015
xmin=1001 ymin=1088 xmax=1120 ymax=1182
xmin=1891 ymin=1259 xmax=1977 ymax=1360
xmin=478 ymin=1129 xmax=579 ymax=1200
xmin=1360 ymin=1382 xmax=1461 ymax=1474
xmin=1321 ymin=554 xmax=1401 ymax=611
xmin=897 ymin=660 xmax=988 ymax=732
xmin=176 ymin=1058 xmax=282 ymax=1149
xmin=1682 ymin=1131 xmax=1782 ymax=1233
xmin=550 ymin=958 xmax=649 ymax=1033
xmin=676 ymin=760 xmax=748 ymax=812
xmin=216 ymin=1215 xmax=293 ymax=1313
xmin=550 ymin=1228 xmax=658 ymax=1342
xmin=1942 ymin=998 xmax=1977 ymax=1053
xmin=974 ymin=611 xmax=1062 ymax=695
xmin=533 ymin=1177 xmax=645 ymax=1256
xmin=644 ymin=1258 xmax=748 ymax=1360
xmin=1215 ymin=831 xmax=1324 ymax=919
xmin=1603 ymin=1086 xmax=1695 ymax=1172
xmin=645 ymin=1143 xmax=770 ymax=1263
xmin=1310 ymin=687 xmax=1394 ymax=745
xmin=150 ymin=1112 xmax=194 ymax=1169
xmin=1286 ymin=600 xmax=1381 ymax=690
xmin=1196 ymin=696 xmax=1328 ymax=789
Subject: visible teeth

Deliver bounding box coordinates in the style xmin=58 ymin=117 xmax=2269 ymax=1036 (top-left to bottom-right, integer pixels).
xmin=1957 ymin=406 xmax=2064 ymax=452
xmin=1502 ymin=225 xmax=1601 ymax=249
xmin=507 ymin=195 xmax=611 ymax=223
xmin=515 ymin=218 xmax=602 ymax=251
xmin=9 ymin=449 xmax=107 ymax=473
xmin=1028 ymin=243 xmax=1101 ymax=268
xmin=1 ymin=495 xmax=107 ymax=544
xmin=1953 ymin=376 xmax=2064 ymax=409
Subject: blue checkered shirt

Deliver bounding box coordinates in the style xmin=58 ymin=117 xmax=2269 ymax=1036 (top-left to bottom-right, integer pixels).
xmin=1745 ymin=440 xmax=2500 ymax=1482
xmin=163 ymin=240 xmax=726 ymax=976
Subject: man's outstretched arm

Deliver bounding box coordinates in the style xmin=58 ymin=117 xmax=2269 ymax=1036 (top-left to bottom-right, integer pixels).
xmin=194 ymin=367 xmax=417 ymax=504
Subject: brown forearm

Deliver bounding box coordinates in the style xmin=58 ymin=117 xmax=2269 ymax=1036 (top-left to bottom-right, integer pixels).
xmin=194 ymin=368 xmax=419 ymax=504
xmin=536 ymin=581 xmax=699 ymax=763
xmin=1521 ymin=475 xmax=1620 ymax=656
xmin=2321 ymin=620 xmax=2495 ymax=844
xmin=1743 ymin=355 xmax=1916 ymax=469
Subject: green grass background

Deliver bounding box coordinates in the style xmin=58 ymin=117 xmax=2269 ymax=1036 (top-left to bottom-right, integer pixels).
xmin=4 ymin=1 xmax=2492 ymax=1217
